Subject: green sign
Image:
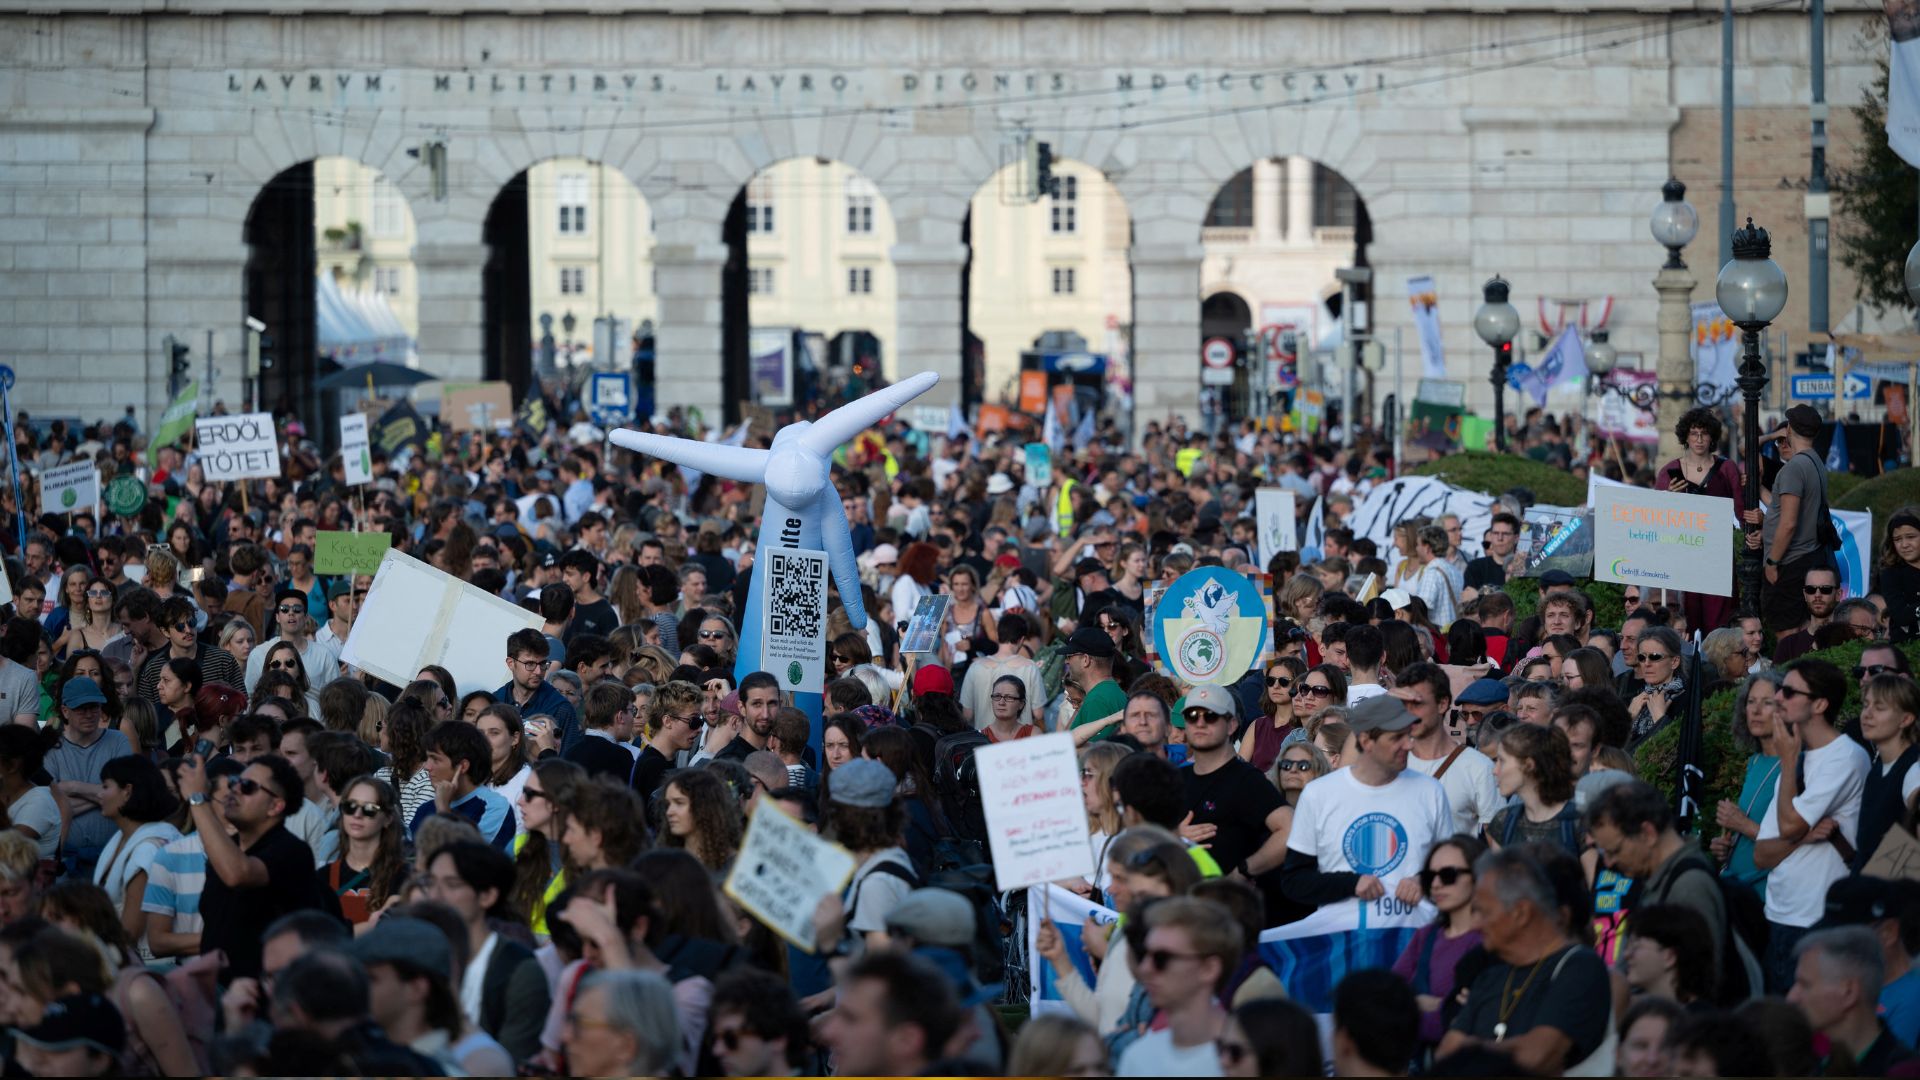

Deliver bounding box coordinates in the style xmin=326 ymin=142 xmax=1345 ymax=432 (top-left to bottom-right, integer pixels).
xmin=103 ymin=475 xmax=147 ymax=517
xmin=149 ymin=379 xmax=199 ymax=467
xmin=314 ymin=531 xmax=391 ymax=576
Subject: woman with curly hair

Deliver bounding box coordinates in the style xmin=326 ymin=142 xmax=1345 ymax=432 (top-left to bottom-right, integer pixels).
xmin=376 ymin=698 xmax=437 ymax=824
xmin=1655 ymin=406 xmax=1746 ymax=637
xmin=515 ymin=758 xmax=586 ymax=939
xmin=659 ymin=768 xmax=743 ymax=875
xmin=325 ymin=775 xmax=406 ymax=925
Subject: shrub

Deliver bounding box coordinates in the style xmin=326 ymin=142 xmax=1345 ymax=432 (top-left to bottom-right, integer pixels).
xmin=1407 ymin=452 xmax=1588 ymax=508
xmin=1834 ymin=469 xmax=1920 ymax=554
xmin=1499 ymin=576 xmax=1628 ymax=632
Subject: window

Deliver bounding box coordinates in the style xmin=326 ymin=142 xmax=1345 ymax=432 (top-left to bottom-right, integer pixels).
xmin=1051 ymin=267 xmax=1076 ymax=295
xmin=748 ymin=267 xmax=775 ymax=295
xmin=557 ymin=173 xmax=589 ymax=234
xmin=1050 ymin=174 xmax=1078 ymax=234
xmin=847 ymin=267 xmax=873 ymax=294
xmin=370 ymin=179 xmax=405 ymax=238
xmin=373 ymin=267 xmax=402 ymax=295
xmin=1204 ymin=168 xmax=1254 ymax=229
xmin=559 ymin=267 xmax=586 ymax=294
xmin=747 ymin=176 xmax=776 ymax=234
xmin=1313 ymin=163 xmax=1359 ymax=230
xmin=845 ymin=177 xmax=876 ymax=234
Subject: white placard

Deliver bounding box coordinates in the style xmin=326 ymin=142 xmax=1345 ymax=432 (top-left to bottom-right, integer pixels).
xmin=1593 ymin=484 xmax=1735 ymax=598
xmin=341 ymin=547 xmax=542 ymax=696
xmin=757 ymin=546 xmax=829 ymax=694
xmin=194 ymin=412 xmax=281 ymax=481
xmin=724 ymin=800 xmax=858 ymax=952
xmin=38 ymin=461 xmax=98 ymax=516
xmin=339 ymin=413 xmax=372 ymax=487
xmin=976 ymin=732 xmax=1094 ymax=891
xmin=1255 ymin=488 xmax=1297 ymax=568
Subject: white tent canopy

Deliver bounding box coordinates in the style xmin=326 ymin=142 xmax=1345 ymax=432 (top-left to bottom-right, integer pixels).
xmin=317 ymin=272 xmax=414 ymax=365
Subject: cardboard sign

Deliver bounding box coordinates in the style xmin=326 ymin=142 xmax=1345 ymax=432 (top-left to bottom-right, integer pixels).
xmin=724 ymin=800 xmax=857 ymax=951
xmin=195 ymin=412 xmax=281 ymax=481
xmin=900 ymin=594 xmax=951 ymax=655
xmin=314 ymin=531 xmax=392 ymax=577
xmin=339 ymin=412 xmax=372 ymax=486
xmin=1864 ymin=825 xmax=1920 ymax=883
xmin=441 ymin=383 xmax=514 ymax=432
xmin=757 ymin=547 xmax=829 ymax=694
xmin=38 ymin=461 xmax=98 ymax=516
xmin=340 ymin=548 xmax=541 ymax=696
xmin=1255 ymin=488 xmax=1297 ymax=567
xmin=1593 ymin=485 xmax=1734 ymax=597
xmin=977 ymin=733 xmax=1094 ymax=891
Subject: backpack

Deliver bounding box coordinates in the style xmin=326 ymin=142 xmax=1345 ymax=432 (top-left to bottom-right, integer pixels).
xmin=928 ymin=728 xmax=991 ymax=850
xmin=1656 ymin=856 xmax=1769 ymax=1005
xmin=923 ymin=863 xmax=1009 ymax=992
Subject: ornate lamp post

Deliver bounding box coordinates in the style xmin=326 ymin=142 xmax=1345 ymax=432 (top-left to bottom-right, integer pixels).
xmin=1651 ymin=179 xmax=1702 ymax=461
xmin=1474 ymin=276 xmax=1521 ymax=452
xmin=1716 ymin=218 xmax=1789 ymax=618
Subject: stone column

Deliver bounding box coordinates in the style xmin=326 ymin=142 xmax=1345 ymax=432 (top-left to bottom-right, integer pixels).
xmin=651 ymin=242 xmax=729 ymax=421
xmin=1654 ymin=264 xmax=1697 ymax=463
xmin=1252 ymin=159 xmax=1284 ymax=243
xmin=889 ymin=239 xmax=968 ymax=407
xmin=1285 ymin=156 xmax=1315 ymax=245
xmin=1130 ymin=241 xmax=1206 ymax=430
xmin=412 ymin=240 xmax=488 ymax=384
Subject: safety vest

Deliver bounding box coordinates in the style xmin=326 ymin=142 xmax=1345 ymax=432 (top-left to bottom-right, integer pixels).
xmin=1176 ymin=447 xmax=1204 ymax=476
xmin=1055 ymin=478 xmax=1076 ymax=537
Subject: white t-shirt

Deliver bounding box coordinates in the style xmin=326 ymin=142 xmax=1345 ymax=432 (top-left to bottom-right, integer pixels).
xmin=1117 ymin=1029 xmax=1223 ymax=1077
xmin=9 ymin=787 xmax=59 ymax=860
xmin=845 ymin=848 xmax=916 ymax=935
xmin=1346 ymin=683 xmax=1389 ymax=708
xmin=1287 ymin=768 xmax=1454 ymax=892
xmin=1757 ymin=734 xmax=1870 ymax=928
xmin=1405 ymin=744 xmax=1503 ymax=837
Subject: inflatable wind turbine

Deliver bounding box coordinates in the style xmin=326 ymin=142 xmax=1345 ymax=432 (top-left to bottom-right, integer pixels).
xmin=610 ymin=372 xmax=940 ymax=729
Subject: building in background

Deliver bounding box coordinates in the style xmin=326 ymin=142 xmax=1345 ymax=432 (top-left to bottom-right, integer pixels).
xmin=744 ymin=158 xmax=898 ymax=378
xmin=312 ymin=157 xmax=418 ymax=337
xmin=524 ymin=159 xmax=658 ymax=364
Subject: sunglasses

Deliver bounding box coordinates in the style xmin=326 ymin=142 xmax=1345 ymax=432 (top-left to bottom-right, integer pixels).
xmin=277 ymin=605 xmax=305 ymax=615
xmin=522 ymin=786 xmax=549 ymax=803
xmin=1855 ymin=664 xmax=1897 ymax=678
xmin=1804 ymin=585 xmax=1837 ymax=595
xmin=713 ymin=1027 xmax=756 ymax=1052
xmin=1275 ymin=759 xmax=1316 ymax=772
xmin=989 ymin=693 xmax=1025 ymax=704
xmin=698 ymin=629 xmax=729 ymax=640
xmin=268 ymin=659 xmax=299 ymax=670
xmin=1266 ymin=675 xmax=1293 ymax=688
xmin=1421 ymin=865 xmax=1471 ymax=890
xmin=340 ymin=799 xmax=387 ymax=819
xmin=1298 ymin=683 xmax=1333 ymax=697
xmin=1779 ymin=684 xmax=1812 ymax=700
xmin=233 ymin=777 xmax=283 ymax=800
xmin=1142 ymin=949 xmax=1204 ymax=972
xmin=1636 ymin=652 xmax=1670 ymax=664
xmin=170 ymin=621 xmax=193 ymax=633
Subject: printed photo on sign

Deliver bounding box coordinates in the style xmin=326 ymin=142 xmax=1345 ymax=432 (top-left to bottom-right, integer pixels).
xmin=901 ymin=594 xmax=950 ymax=655
xmin=976 ymin=733 xmax=1093 ymax=892
xmin=758 ymin=546 xmax=829 ymax=693
xmin=724 ymin=800 xmax=857 ymax=951
xmin=195 ymin=412 xmax=282 ymax=481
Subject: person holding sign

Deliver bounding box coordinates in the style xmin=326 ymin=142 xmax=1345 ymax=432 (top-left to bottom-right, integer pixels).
xmin=1655 ymin=408 xmax=1747 ymax=637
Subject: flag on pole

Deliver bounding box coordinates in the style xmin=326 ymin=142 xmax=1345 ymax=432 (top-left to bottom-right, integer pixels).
xmin=516 ymin=371 xmax=552 ymax=438
xmin=149 ymin=380 xmax=200 ymax=467
xmin=1537 ymin=325 xmax=1587 ymax=385
xmin=1071 ymin=405 xmax=1096 ymax=452
xmin=1042 ymin=392 xmax=1062 ymax=450
xmin=1828 ymin=420 xmax=1851 ymax=474
xmin=1407 ymin=275 xmax=1447 ymax=379
xmin=1508 ymin=362 xmax=1550 ymax=407
xmin=1674 ymin=632 xmax=1708 ymax=831
xmin=1890 ymin=0 xmax=1920 ymax=165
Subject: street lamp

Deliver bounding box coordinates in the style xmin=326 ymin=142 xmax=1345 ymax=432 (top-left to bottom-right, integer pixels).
xmin=1716 ymin=217 xmax=1789 ymax=618
xmin=1474 ymin=275 xmax=1521 ymax=452
xmin=1585 ymin=326 xmax=1743 ymax=408
xmin=1587 ymin=329 xmax=1617 ymax=378
xmin=1651 ymin=179 xmax=1704 ymax=460
xmin=1650 ymin=178 xmax=1701 ymax=271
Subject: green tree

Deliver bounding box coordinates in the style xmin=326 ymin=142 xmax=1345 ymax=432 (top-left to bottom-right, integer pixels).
xmin=1836 ymin=25 xmax=1920 ymax=313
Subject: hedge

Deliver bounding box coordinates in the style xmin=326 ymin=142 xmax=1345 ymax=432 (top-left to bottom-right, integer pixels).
xmin=1499 ymin=576 xmax=1629 ymax=633
xmin=1834 ymin=468 xmax=1920 ymax=554
xmin=1633 ymin=637 xmax=1920 ymax=837
xmin=1407 ymin=452 xmax=1589 ymax=508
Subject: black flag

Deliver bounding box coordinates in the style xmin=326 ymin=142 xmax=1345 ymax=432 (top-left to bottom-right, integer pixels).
xmin=1674 ymin=630 xmax=1708 ymax=832
xmin=517 ymin=371 xmax=551 ymax=438
xmin=373 ymin=399 xmax=426 ymax=456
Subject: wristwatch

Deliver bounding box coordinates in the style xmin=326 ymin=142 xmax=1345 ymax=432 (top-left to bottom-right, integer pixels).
xmin=188 ymin=793 xmax=209 ymax=807
xmin=1766 ymin=557 xmax=1780 ymax=566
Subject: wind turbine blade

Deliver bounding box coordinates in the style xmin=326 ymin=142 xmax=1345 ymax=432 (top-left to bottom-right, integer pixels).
xmin=801 ymin=372 xmax=940 ymax=456
xmin=820 ymin=490 xmax=868 ymax=631
xmin=609 ymin=430 xmax=766 ymax=483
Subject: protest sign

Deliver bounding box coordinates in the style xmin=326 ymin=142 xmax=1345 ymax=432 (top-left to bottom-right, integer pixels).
xmin=1024 ymin=443 xmax=1052 ymax=488
xmin=1522 ymin=508 xmax=1595 ymax=579
xmin=341 ymin=548 xmax=541 ymax=696
xmin=758 ymin=547 xmax=829 ymax=694
xmin=38 ymin=461 xmax=98 ymax=516
xmin=195 ymin=412 xmax=281 ymax=481
xmin=1026 ymin=884 xmax=1120 ymax=1014
xmin=1593 ymin=485 xmax=1734 ymax=597
xmin=1151 ymin=568 xmax=1269 ymax=684
xmin=725 ymin=800 xmax=857 ymax=951
xmin=1864 ymin=826 xmax=1920 ymax=883
xmin=976 ymin=733 xmax=1093 ymax=891
xmin=442 ymin=383 xmax=515 ymax=432
xmin=901 ymin=594 xmax=950 ymax=655
xmin=103 ymin=475 xmax=145 ymax=518
xmin=1254 ymin=488 xmax=1297 ymax=567
xmin=314 ymin=531 xmax=392 ymax=577
xmin=339 ymin=413 xmax=372 ymax=486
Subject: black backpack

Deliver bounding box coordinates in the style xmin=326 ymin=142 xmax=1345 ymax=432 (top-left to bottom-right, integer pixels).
xmin=923 ymin=863 xmax=1009 ymax=993
xmin=1654 ymin=856 xmax=1769 ymax=1005
xmin=928 ymin=728 xmax=991 ymax=849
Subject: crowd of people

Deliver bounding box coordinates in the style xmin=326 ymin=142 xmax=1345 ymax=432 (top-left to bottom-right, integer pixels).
xmin=0 ymin=389 xmax=1909 ymax=1076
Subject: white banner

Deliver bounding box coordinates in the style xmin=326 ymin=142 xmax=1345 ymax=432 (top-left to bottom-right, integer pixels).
xmin=194 ymin=412 xmax=281 ymax=481
xmin=724 ymin=800 xmax=856 ymax=952
xmin=339 ymin=413 xmax=372 ymax=487
xmin=1593 ymin=485 xmax=1736 ymax=597
xmin=1407 ymin=275 xmax=1446 ymax=379
xmin=757 ymin=546 xmax=830 ymax=694
xmin=38 ymin=461 xmax=98 ymax=516
xmin=1255 ymin=488 xmax=1297 ymax=568
xmin=1892 ymin=0 xmax=1920 ymax=165
xmin=1690 ymin=302 xmax=1740 ymax=401
xmin=977 ymin=733 xmax=1093 ymax=891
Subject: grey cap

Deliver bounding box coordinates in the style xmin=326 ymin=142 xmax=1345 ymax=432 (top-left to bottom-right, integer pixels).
xmin=1180 ymin=684 xmax=1239 ymax=720
xmin=1347 ymin=694 xmax=1416 ymax=734
xmin=348 ymin=916 xmax=451 ymax=980
xmin=884 ymin=888 xmax=975 ymax=948
xmin=829 ymin=758 xmax=897 ymax=809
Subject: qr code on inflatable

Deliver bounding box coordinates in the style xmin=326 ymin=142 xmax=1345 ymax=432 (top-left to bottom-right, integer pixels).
xmin=766 ymin=550 xmax=826 ymax=639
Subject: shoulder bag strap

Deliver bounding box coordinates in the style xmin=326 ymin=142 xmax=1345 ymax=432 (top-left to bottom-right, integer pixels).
xmin=1432 ymin=745 xmax=1467 ymax=780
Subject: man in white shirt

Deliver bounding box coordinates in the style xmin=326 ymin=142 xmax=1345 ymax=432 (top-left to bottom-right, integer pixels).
xmin=1116 ymin=897 xmax=1240 ymax=1077
xmin=1343 ymin=624 xmax=1389 ymax=707
xmin=1278 ymin=694 xmax=1454 ymax=916
xmin=1407 ymin=524 xmax=1459 ymax=629
xmin=314 ymin=579 xmax=363 ymax=654
xmin=1395 ymin=662 xmax=1501 ymax=836
xmin=422 ymin=840 xmax=548 ymax=1062
xmin=1754 ymin=658 xmax=1870 ymax=994
xmin=243 ymin=587 xmax=341 ymax=693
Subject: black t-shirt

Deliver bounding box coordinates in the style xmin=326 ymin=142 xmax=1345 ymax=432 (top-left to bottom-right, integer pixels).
xmin=200 ymin=822 xmax=335 ymax=979
xmin=566 ymin=598 xmax=620 ymax=643
xmin=633 ymin=744 xmax=674 ymax=825
xmin=1877 ymin=562 xmax=1920 ymax=644
xmin=716 ymin=734 xmax=760 ymax=763
xmin=1453 ymin=945 xmax=1611 ymax=1069
xmin=1464 ymin=555 xmax=1507 ymax=592
xmin=1182 ymin=757 xmax=1283 ymax=876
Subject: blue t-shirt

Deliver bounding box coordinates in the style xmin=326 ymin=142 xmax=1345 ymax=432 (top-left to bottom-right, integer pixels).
xmin=409 ymin=786 xmax=514 ymax=851
xmin=1884 ymin=968 xmax=1920 ymax=1048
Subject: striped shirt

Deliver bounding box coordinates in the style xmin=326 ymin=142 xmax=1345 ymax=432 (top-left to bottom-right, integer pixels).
xmin=140 ymin=832 xmax=208 ymax=936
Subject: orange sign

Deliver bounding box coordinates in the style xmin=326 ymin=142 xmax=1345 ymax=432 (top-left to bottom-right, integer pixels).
xmin=1019 ymin=371 xmax=1048 ymax=415
xmin=976 ymin=404 xmax=1011 ymax=434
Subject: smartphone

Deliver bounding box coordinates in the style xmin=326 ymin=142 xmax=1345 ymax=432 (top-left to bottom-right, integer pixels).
xmin=193 ymin=738 xmax=215 ymax=759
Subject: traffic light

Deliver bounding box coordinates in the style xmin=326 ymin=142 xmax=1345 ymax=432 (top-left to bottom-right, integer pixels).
xmin=169 ymin=340 xmax=190 ymax=376
xmin=1037 ymin=142 xmax=1059 ymax=199
xmin=1496 ymin=340 xmax=1514 ymax=367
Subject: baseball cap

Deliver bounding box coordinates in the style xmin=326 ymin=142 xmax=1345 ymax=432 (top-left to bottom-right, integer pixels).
xmin=1538 ymin=569 xmax=1577 ymax=588
xmin=1169 ymin=542 xmax=1196 ymax=557
xmin=1059 ymin=626 xmax=1117 ymax=659
xmin=1181 ymin=684 xmax=1239 ymax=721
xmin=884 ymin=888 xmax=976 ymax=948
xmin=1379 ymin=587 xmax=1413 ymax=610
xmin=1457 ymin=678 xmax=1511 ymax=706
xmin=1073 ymin=557 xmax=1107 ymax=579
xmin=326 ymin=580 xmax=354 ymax=602
xmin=912 ymin=665 xmax=955 ymax=697
xmin=870 ymin=543 xmax=900 ymax=565
xmin=828 ymin=758 xmax=897 ymax=809
xmin=10 ymin=993 xmax=124 ymax=1059
xmin=350 ymin=916 xmax=452 ymax=980
xmin=60 ymin=677 xmax=107 ymax=709
xmin=1818 ymin=875 xmax=1920 ymax=929
xmin=1347 ymin=693 xmax=1416 ymax=734
xmin=539 ymin=550 xmax=559 ymax=570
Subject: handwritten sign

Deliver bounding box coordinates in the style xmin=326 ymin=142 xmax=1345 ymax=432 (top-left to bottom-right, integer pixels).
xmin=195 ymin=412 xmax=281 ymax=481
xmin=340 ymin=412 xmax=372 ymax=486
xmin=977 ymin=732 xmax=1093 ymax=891
xmin=725 ymin=799 xmax=858 ymax=951
xmin=1865 ymin=825 xmax=1920 ymax=883
xmin=900 ymin=593 xmax=950 ymax=655
xmin=1254 ymin=488 xmax=1297 ymax=567
xmin=38 ymin=461 xmax=98 ymax=516
xmin=1593 ymin=485 xmax=1733 ymax=597
xmin=314 ymin=531 xmax=391 ymax=577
